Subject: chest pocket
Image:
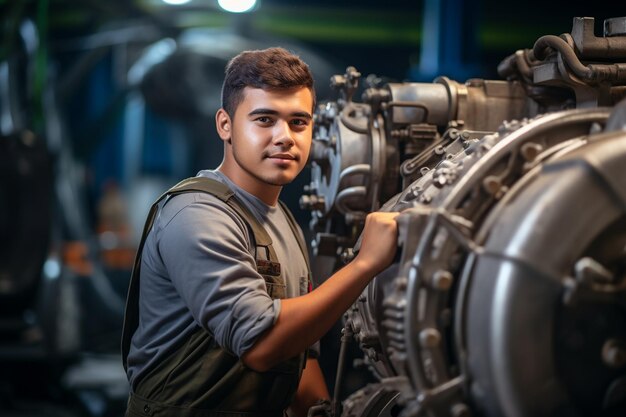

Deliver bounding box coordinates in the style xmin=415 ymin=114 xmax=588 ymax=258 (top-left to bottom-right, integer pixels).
xmin=256 ymin=259 xmax=286 ymax=299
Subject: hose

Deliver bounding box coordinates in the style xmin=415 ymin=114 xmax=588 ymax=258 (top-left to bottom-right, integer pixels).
xmin=332 ymin=323 xmax=354 ymax=417
xmin=533 ymin=35 xmax=626 ymax=84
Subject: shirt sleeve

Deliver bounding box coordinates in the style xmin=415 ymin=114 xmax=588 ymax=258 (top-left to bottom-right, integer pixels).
xmin=156 ymin=194 xmax=279 ymax=357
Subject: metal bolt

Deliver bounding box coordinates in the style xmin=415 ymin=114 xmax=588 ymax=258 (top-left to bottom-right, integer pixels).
xmin=419 ymin=194 xmax=432 ymax=204
xmin=299 ymin=194 xmax=326 ymax=211
xmin=419 ymin=328 xmax=441 ymax=348
xmin=603 ymin=339 xmax=626 ymax=368
xmin=520 ymin=142 xmax=544 ymax=162
xmin=341 ymin=248 xmax=355 ymax=264
xmin=432 ymin=270 xmax=453 ymax=291
xmin=482 ymin=176 xmax=502 ymax=195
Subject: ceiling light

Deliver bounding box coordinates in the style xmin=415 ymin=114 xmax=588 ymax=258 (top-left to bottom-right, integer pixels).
xmin=162 ymin=0 xmax=192 ymax=5
xmin=217 ymin=0 xmax=257 ymax=13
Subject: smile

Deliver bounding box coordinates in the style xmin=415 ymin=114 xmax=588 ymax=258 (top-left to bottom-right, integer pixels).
xmin=267 ymin=153 xmax=297 ymax=161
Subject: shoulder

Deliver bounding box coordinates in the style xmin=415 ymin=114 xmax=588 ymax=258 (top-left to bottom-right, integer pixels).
xmin=155 ymin=191 xmax=252 ymax=246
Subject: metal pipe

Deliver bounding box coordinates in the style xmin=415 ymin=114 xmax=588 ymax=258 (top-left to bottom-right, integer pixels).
xmin=339 ymin=164 xmax=371 ymax=182
xmin=335 ymin=186 xmax=367 ymax=215
xmin=332 ymin=323 xmax=354 ymax=417
xmin=533 ymin=35 xmax=626 ymax=84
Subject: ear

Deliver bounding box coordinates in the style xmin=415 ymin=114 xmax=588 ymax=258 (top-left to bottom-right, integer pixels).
xmin=215 ymin=108 xmax=232 ymax=142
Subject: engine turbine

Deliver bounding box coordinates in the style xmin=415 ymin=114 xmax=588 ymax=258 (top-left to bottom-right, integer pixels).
xmin=303 ymin=17 xmax=626 ymax=417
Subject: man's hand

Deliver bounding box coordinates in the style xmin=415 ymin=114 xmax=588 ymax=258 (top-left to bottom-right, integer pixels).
xmin=353 ymin=211 xmax=400 ymax=276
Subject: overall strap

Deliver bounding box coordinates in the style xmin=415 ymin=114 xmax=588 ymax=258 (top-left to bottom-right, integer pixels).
xmin=170 ymin=177 xmax=273 ymax=247
xmin=121 ymin=177 xmax=278 ymax=371
xmin=278 ymin=200 xmax=313 ymax=292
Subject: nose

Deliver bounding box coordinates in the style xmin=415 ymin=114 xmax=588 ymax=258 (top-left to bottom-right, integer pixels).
xmin=273 ymin=120 xmax=295 ymax=148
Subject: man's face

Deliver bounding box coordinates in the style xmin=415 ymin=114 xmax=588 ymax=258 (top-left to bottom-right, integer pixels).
xmin=218 ymin=87 xmax=314 ymax=189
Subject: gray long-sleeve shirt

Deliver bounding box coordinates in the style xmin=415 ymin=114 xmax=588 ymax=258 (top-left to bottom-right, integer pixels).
xmin=126 ymin=170 xmax=312 ymax=389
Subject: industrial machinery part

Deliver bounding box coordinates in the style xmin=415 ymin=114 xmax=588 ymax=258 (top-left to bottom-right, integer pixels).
xmin=0 ymin=129 xmax=51 ymax=315
xmin=302 ymin=17 xmax=626 ymax=417
xmin=0 ymin=18 xmax=53 ymax=319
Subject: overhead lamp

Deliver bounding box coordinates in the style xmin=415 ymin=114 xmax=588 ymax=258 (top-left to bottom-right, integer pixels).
xmin=217 ymin=0 xmax=257 ymax=13
xmin=162 ymin=0 xmax=192 ymax=5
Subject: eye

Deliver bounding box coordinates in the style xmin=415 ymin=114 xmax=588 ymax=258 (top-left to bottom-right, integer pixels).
xmin=255 ymin=116 xmax=274 ymax=125
xmin=290 ymin=118 xmax=310 ymax=128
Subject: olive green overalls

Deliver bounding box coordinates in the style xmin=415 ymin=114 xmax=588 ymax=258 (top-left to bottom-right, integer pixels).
xmin=121 ymin=177 xmax=312 ymax=417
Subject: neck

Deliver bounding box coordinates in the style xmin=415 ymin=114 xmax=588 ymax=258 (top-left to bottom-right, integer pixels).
xmin=217 ymin=164 xmax=281 ymax=206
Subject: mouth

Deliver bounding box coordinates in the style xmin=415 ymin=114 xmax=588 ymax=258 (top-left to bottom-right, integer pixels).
xmin=267 ymin=153 xmax=298 ymax=161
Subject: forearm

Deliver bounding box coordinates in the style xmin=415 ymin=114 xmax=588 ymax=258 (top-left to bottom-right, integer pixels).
xmin=242 ymin=258 xmax=374 ymax=370
xmin=242 ymin=211 xmax=399 ymax=371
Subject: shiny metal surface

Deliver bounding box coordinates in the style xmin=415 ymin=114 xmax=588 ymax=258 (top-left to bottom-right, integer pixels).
xmin=306 ymin=17 xmax=626 ymax=417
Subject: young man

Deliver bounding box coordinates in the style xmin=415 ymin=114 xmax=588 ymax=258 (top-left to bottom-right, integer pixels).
xmin=122 ymin=47 xmax=399 ymax=417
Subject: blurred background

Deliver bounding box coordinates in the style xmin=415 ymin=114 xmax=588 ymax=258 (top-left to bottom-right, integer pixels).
xmin=0 ymin=0 xmax=624 ymax=416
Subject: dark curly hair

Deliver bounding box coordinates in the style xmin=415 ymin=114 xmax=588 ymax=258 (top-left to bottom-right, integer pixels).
xmin=221 ymin=47 xmax=315 ymax=118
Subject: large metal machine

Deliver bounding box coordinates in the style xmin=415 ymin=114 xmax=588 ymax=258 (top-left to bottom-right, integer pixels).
xmin=301 ymin=17 xmax=626 ymax=417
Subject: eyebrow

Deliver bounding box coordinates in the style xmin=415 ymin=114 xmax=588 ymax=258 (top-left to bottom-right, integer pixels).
xmin=248 ymin=108 xmax=312 ymax=120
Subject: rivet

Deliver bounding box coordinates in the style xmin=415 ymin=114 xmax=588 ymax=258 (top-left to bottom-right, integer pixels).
xmin=432 ymin=270 xmax=453 ymax=291
xmin=419 ymin=328 xmax=441 ymax=348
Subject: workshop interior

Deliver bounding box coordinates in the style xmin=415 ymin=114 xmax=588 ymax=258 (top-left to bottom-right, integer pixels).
xmin=2 ymin=0 xmax=626 ymax=416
